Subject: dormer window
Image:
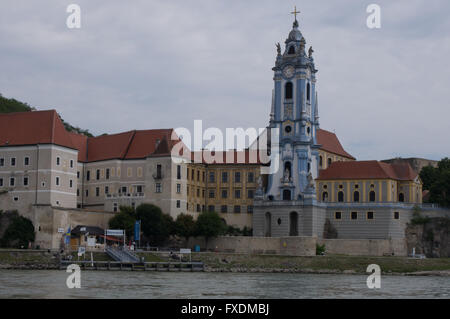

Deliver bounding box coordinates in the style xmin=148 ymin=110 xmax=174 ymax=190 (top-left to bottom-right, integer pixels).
xmin=288 ymin=46 xmax=295 ymax=54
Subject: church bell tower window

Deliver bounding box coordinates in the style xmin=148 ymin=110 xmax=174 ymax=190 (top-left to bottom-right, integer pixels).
xmin=285 ymin=82 xmax=293 ymax=99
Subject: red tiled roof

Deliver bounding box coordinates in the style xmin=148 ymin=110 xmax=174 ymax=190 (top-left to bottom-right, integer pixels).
xmin=0 ymin=110 xmax=76 ymax=150
xmin=0 ymin=110 xmax=184 ymax=162
xmin=68 ymin=132 xmax=88 ymax=162
xmin=317 ymin=129 xmax=355 ymax=160
xmin=317 ymin=160 xmax=418 ymax=181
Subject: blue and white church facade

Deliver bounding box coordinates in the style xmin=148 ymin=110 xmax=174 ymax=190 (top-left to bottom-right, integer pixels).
xmin=252 ymin=17 xmax=436 ymax=240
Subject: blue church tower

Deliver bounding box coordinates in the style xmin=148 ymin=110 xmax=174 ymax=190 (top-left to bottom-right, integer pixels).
xmin=265 ymin=15 xmax=321 ymax=202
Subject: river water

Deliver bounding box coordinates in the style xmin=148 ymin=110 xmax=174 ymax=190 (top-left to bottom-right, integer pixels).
xmin=0 ymin=270 xmax=448 ymax=299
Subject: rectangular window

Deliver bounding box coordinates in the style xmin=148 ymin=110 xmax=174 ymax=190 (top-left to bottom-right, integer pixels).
xmin=187 ymin=186 xmax=189 ymax=196
xmin=247 ymin=189 xmax=254 ymax=199
xmin=70 ymin=160 xmax=74 ymax=168
xmin=106 ymin=168 xmax=110 ymax=180
xmin=24 ymin=157 xmax=30 ymax=166
xmin=136 ymin=185 xmax=143 ymax=193
xmin=86 ymin=170 xmax=90 ymax=181
xmin=121 ymin=186 xmax=127 ymax=194
xmin=235 ymin=189 xmax=241 ymax=199
xmin=247 ymin=205 xmax=254 ymax=214
xmin=176 ymin=200 xmax=181 ymax=208
xmin=335 ymin=212 xmax=342 ymax=220
xmin=11 ymin=157 xmax=16 ymax=166
xmin=156 ymin=164 xmax=162 ymax=179
xmin=209 ymin=171 xmax=215 ymax=183
xmin=221 ymin=205 xmax=228 ymax=213
xmin=192 ymin=169 xmax=194 ymax=181
xmin=197 ymin=188 xmax=200 ymax=197
xmin=55 ymin=177 xmax=60 ymax=186
xmin=105 ymin=186 xmax=109 ymax=194
xmin=85 ymin=189 xmax=89 ymax=197
xmin=127 ymin=167 xmax=132 ymax=177
xmin=248 ymin=172 xmax=254 ymax=183
xmin=0 ymin=158 xmax=4 ymax=166
xmin=209 ymin=190 xmax=215 ymax=198
xmin=77 ymin=171 xmax=80 ymax=179
xmin=0 ymin=178 xmax=3 ymax=187
xmin=196 ymin=204 xmax=201 ymax=212
xmin=113 ymin=203 xmax=118 ymax=212
xmin=222 ymin=171 xmax=228 ymax=183
xmin=394 ymin=212 xmax=400 ymax=220
xmin=77 ymin=189 xmax=80 ymax=197
xmin=234 ymin=171 xmax=241 ymax=183
xmin=208 ymin=205 xmax=215 ymax=212
xmin=202 ymin=189 xmax=205 ymax=198
xmin=156 ymin=183 xmax=162 ymax=193
xmin=197 ymin=170 xmax=200 ymax=181
xmin=367 ymin=212 xmax=374 ymax=220
xmin=177 ymin=165 xmax=181 ymax=179
xmin=234 ymin=205 xmax=241 ymax=213
xmin=56 ymin=157 xmax=60 ymax=166
xmin=23 ymin=176 xmax=29 ymax=186
xmin=351 ymin=211 xmax=358 ymax=220
xmin=69 ymin=179 xmax=73 ymax=188
xmin=96 ymin=187 xmax=100 ymax=197
xmin=187 ymin=168 xmax=189 ymax=179
xmin=222 ymin=190 xmax=228 ymax=198
xmin=202 ymin=172 xmax=205 ymax=182
xmin=177 ymin=183 xmax=181 ymax=194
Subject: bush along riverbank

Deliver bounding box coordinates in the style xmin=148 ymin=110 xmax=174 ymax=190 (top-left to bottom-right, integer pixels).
xmin=192 ymin=252 xmax=450 ymax=276
xmin=0 ymin=249 xmax=449 ymax=275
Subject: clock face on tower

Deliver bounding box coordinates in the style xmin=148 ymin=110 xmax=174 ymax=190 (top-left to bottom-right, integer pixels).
xmin=282 ymin=65 xmax=295 ymax=78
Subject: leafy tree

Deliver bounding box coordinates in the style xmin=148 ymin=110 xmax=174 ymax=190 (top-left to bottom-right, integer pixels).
xmin=175 ymin=214 xmax=196 ymax=241
xmin=135 ymin=204 xmax=173 ymax=246
xmin=195 ymin=211 xmax=226 ymax=248
xmin=420 ymin=158 xmax=450 ymax=207
xmin=108 ymin=206 xmax=136 ymax=238
xmin=0 ymin=94 xmax=33 ymax=113
xmin=0 ymin=211 xmax=35 ymax=248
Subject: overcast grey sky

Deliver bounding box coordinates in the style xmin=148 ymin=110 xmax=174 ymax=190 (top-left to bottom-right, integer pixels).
xmin=0 ymin=0 xmax=448 ymax=161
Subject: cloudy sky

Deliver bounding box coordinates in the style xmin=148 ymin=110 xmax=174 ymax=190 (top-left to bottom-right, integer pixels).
xmin=0 ymin=0 xmax=448 ymax=161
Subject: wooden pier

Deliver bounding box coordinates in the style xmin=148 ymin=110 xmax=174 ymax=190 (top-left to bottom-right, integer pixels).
xmin=60 ymin=260 xmax=204 ymax=272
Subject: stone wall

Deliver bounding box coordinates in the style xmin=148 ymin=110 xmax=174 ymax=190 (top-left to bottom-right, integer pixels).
xmin=32 ymin=205 xmax=114 ymax=249
xmin=186 ymin=236 xmax=408 ymax=256
xmin=318 ymin=238 xmax=407 ymax=256
xmin=187 ymin=236 xmax=316 ymax=256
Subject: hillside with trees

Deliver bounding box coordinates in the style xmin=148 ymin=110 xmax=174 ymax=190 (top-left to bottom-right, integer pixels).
xmin=0 ymin=93 xmax=93 ymax=137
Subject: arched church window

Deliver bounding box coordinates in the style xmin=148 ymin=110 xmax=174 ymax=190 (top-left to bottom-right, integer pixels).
xmin=319 ymin=156 xmax=323 ymax=168
xmin=353 ymin=191 xmax=360 ymax=202
xmin=369 ymin=191 xmax=376 ymax=202
xmin=285 ymin=82 xmax=293 ymax=99
xmin=288 ymin=46 xmax=295 ymax=54
xmin=399 ymin=193 xmax=405 ymax=202
xmin=338 ymin=191 xmax=344 ymax=202
xmin=322 ymin=192 xmax=328 ymax=202
xmin=307 ymin=83 xmax=311 ymax=101
xmin=328 ymin=158 xmax=332 ymax=167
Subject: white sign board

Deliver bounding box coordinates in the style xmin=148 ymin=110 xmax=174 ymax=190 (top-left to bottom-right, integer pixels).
xmin=106 ymin=229 xmax=124 ymax=236
xmin=57 ymin=228 xmax=65 ymax=233
xmin=80 ymin=227 xmax=86 ymax=232
xmin=78 ymin=247 xmax=86 ymax=255
xmin=87 ymin=237 xmax=96 ymax=247
xmin=180 ymin=248 xmax=191 ymax=254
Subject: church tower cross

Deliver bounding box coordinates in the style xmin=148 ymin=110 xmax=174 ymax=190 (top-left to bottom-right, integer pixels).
xmin=290 ymin=6 xmax=300 ymax=21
